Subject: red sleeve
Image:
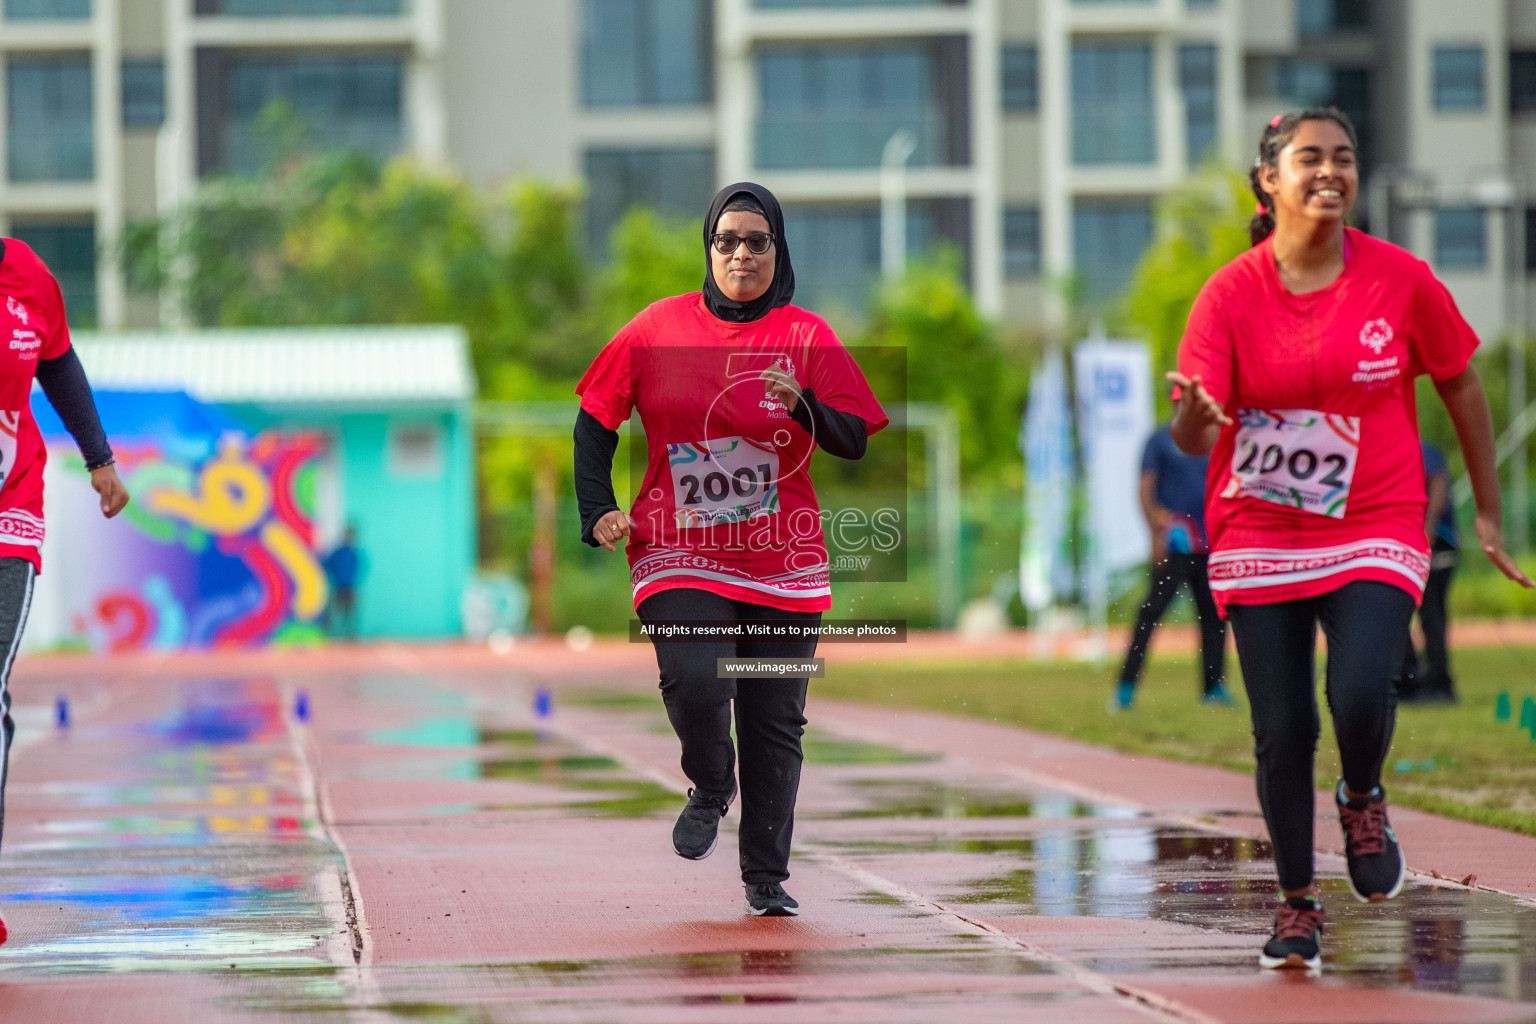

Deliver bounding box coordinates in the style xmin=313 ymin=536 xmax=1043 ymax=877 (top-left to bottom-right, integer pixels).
xmin=1177 ymin=277 xmax=1236 ymax=408
xmin=1407 ymin=265 xmax=1479 ymax=382
xmin=575 ymin=318 xmax=640 ymax=431
xmin=808 ymin=330 xmax=889 ymax=435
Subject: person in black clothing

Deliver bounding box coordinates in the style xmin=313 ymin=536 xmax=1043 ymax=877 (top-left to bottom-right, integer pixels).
xmin=1400 ymin=441 xmax=1458 ymax=702
xmin=1111 ymin=424 xmax=1231 ymax=712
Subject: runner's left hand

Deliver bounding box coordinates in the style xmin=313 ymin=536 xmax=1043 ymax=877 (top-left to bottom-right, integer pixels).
xmin=761 ymin=368 xmax=801 ymax=414
xmin=1474 ymin=511 xmax=1532 ymax=587
xmin=90 ymin=464 xmax=129 ymax=519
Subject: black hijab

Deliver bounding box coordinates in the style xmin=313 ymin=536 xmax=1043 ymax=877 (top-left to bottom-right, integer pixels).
xmin=702 ymin=182 xmax=795 ymax=324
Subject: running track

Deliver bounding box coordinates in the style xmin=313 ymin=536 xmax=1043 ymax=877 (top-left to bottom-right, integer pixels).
xmin=0 ymin=640 xmax=1531 ymax=1023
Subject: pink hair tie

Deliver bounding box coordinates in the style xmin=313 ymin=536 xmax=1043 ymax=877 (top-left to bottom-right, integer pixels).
xmin=1255 ymin=202 xmax=1267 ymax=215
xmin=1269 ymin=114 xmax=1284 ymax=128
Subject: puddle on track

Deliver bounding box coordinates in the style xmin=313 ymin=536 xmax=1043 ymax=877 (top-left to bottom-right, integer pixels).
xmin=0 ymin=678 xmax=341 ymax=974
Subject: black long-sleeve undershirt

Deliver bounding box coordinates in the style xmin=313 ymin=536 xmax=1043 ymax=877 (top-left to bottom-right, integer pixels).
xmin=573 ymin=393 xmax=869 ymax=548
xmin=574 ymin=408 xmax=622 ymax=547
xmin=36 ymin=348 xmax=113 ymax=471
xmin=787 ymin=387 xmax=867 ymax=460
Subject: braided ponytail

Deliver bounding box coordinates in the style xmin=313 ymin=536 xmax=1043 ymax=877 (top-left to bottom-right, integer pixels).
xmin=1248 ymin=106 xmax=1359 ymax=246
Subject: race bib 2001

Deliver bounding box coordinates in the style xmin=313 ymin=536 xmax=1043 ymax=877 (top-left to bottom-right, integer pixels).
xmin=1224 ymin=409 xmax=1360 ymax=519
xmin=668 ymin=437 xmax=780 ymax=528
xmin=0 ymin=410 xmax=20 ymax=493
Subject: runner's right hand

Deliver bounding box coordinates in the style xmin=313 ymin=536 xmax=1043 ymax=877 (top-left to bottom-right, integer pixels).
xmin=1474 ymin=512 xmax=1534 ymax=588
xmin=594 ymin=510 xmax=637 ymax=553
xmin=1165 ymin=372 xmax=1233 ymax=429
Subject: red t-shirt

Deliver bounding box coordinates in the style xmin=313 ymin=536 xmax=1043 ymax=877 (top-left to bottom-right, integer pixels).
xmin=1179 ymin=229 xmax=1478 ymax=614
xmin=0 ymin=239 xmax=73 ymax=571
xmin=577 ymin=294 xmax=888 ymax=612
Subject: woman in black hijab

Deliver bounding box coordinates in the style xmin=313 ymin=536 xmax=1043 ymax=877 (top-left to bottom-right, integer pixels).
xmin=574 ymin=183 xmax=887 ymax=916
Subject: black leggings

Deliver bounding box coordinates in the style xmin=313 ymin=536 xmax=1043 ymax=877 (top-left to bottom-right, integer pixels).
xmin=0 ymin=558 xmax=36 ymax=852
xmin=637 ymin=588 xmax=820 ymax=885
xmin=1118 ymin=553 xmax=1227 ymax=695
xmin=1228 ymin=580 xmax=1414 ymax=892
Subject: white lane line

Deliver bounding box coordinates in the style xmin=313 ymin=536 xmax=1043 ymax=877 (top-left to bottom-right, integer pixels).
xmin=546 ymin=704 xmax=1218 ymax=1024
xmin=800 ymin=845 xmax=1220 ymax=1024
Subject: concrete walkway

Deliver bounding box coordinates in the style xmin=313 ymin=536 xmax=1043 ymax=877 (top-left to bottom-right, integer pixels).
xmin=0 ymin=643 xmax=1532 ymax=1022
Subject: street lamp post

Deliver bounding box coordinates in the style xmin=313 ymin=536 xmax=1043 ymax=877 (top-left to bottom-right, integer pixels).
xmin=881 ymin=130 xmax=918 ymax=281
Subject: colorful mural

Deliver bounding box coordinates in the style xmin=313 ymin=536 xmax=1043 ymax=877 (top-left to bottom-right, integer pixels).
xmin=39 ymin=393 xmax=332 ymax=651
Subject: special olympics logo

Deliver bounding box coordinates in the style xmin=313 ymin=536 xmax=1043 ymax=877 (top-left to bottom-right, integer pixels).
xmin=5 ymin=296 xmax=27 ymax=326
xmin=1359 ymin=318 xmax=1393 ymax=355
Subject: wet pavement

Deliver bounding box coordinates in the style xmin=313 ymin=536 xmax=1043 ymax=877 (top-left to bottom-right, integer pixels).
xmin=2 ymin=644 xmax=1534 ymax=1022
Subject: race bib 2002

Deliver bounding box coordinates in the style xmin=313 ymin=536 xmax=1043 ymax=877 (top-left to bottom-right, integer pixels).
xmin=668 ymin=437 xmax=780 ymax=528
xmin=1223 ymin=409 xmax=1360 ymax=519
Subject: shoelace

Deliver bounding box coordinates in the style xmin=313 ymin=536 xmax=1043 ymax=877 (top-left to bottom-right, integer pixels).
xmin=749 ymin=883 xmax=787 ymax=899
xmin=1340 ymin=799 xmax=1387 ymax=855
xmin=686 ymin=788 xmax=730 ymax=816
xmin=1274 ymin=903 xmax=1325 ymax=941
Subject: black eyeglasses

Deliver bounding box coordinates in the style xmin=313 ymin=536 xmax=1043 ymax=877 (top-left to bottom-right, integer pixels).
xmin=710 ymin=231 xmax=775 ymax=255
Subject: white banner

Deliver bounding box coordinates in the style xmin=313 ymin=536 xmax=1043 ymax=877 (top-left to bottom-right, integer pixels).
xmin=1073 ymin=339 xmax=1154 ymax=574
xmin=1020 ymin=347 xmax=1074 ymax=613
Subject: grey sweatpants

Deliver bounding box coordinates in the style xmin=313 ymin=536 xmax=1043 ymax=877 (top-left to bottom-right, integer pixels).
xmin=0 ymin=558 xmax=36 ymax=851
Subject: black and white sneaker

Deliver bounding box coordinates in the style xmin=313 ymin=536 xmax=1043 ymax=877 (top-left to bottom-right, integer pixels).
xmin=744 ymin=882 xmax=799 ymax=917
xmin=671 ymin=782 xmax=735 ymax=860
xmin=1335 ymin=781 xmax=1406 ymax=903
xmin=1259 ymin=895 xmax=1324 ymax=970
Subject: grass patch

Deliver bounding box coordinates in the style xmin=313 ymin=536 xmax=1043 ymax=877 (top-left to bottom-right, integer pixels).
xmin=816 ymin=646 xmax=1536 ymax=837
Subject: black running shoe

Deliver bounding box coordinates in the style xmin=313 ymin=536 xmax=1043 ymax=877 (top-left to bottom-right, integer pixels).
xmin=1259 ymin=895 xmax=1324 ymax=970
xmin=744 ymin=882 xmax=799 ymax=917
xmin=671 ymin=782 xmax=735 ymax=860
xmin=1335 ymin=781 xmax=1406 ymax=903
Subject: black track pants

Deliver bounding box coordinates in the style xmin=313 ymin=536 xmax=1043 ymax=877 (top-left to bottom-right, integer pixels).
xmin=1117 ymin=553 xmax=1227 ymax=695
xmin=637 ymin=588 xmax=820 ymax=885
xmin=1227 ymin=580 xmax=1414 ymax=892
xmin=0 ymin=558 xmax=36 ymax=852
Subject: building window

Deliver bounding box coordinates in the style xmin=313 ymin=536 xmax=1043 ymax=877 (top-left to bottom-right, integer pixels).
xmin=9 ymin=220 xmax=96 ymax=325
xmin=1072 ymin=41 xmax=1154 ymax=165
xmin=784 ymin=198 xmax=968 ymax=316
xmin=194 ymin=0 xmax=403 ymax=14
xmin=1001 ymin=45 xmax=1038 ymax=113
xmin=1297 ymin=0 xmax=1369 ymax=33
xmin=581 ymin=0 xmax=710 ymax=107
xmin=1512 ymin=51 xmax=1536 ymax=112
xmin=6 ymin=55 xmax=94 ymax=182
xmin=3 ymin=0 xmax=90 ymax=17
xmin=122 ymin=60 xmax=166 ymax=128
xmin=584 ymin=147 xmax=715 ymax=251
xmin=1525 ymin=208 xmax=1536 ymax=271
xmin=1004 ymin=207 xmax=1040 ymax=278
xmin=209 ymin=54 xmax=403 ymax=175
xmin=1435 ymin=207 xmax=1485 ymax=269
xmin=1434 ymin=46 xmax=1485 ymax=111
xmin=757 ymin=40 xmax=968 ymax=170
xmin=1179 ymin=43 xmax=1217 ymax=167
xmin=387 ymin=422 xmax=444 ymax=479
xmin=1073 ymin=198 xmax=1152 ymax=305
xmin=754 ymin=0 xmax=945 ymax=6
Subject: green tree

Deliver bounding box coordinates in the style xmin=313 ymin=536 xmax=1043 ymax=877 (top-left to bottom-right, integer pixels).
xmin=1116 ymin=164 xmax=1253 ymax=414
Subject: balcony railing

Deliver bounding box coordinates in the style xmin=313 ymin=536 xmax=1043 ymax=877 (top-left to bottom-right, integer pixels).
xmin=7 ymin=124 xmax=94 ymax=182
xmin=3 ymin=0 xmax=91 ymax=19
xmin=200 ymin=0 xmax=403 ymax=16
xmin=756 ymin=109 xmax=942 ymax=170
xmin=224 ymin=118 xmax=401 ymax=174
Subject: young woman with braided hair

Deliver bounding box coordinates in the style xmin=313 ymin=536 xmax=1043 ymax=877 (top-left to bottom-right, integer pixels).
xmin=1168 ymin=108 xmax=1529 ymax=970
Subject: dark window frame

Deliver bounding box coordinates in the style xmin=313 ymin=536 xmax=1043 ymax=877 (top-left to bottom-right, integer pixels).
xmin=1433 ymin=45 xmax=1485 ymax=112
xmin=1001 ymin=44 xmax=1038 ymax=113
xmin=1435 ymin=206 xmax=1486 ymax=270
xmin=122 ymin=59 xmax=166 ymax=128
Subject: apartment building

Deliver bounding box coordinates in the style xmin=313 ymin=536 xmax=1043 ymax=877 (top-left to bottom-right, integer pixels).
xmin=2 ymin=0 xmax=1534 ymax=337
